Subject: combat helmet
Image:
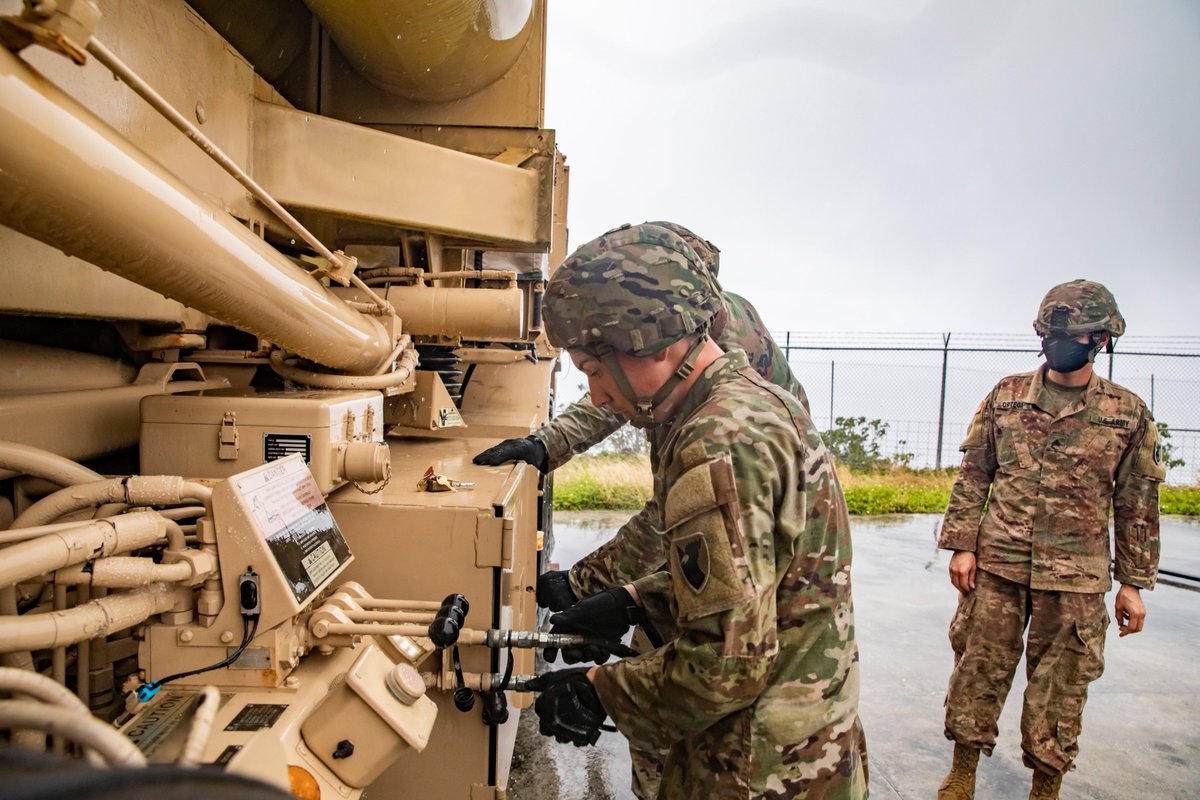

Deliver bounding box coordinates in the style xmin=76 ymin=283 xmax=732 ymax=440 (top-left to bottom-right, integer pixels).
xmin=544 ymin=222 xmax=720 ymax=425
xmin=1033 ymin=279 xmax=1125 ymax=353
xmin=644 ymin=220 xmax=721 ymax=279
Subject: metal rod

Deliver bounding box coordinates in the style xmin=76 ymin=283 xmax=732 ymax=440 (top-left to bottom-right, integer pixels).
xmin=83 ymin=38 xmax=391 ymax=314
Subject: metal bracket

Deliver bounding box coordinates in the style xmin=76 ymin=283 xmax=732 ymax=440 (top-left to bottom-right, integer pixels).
xmin=218 ymin=411 xmax=239 ymax=460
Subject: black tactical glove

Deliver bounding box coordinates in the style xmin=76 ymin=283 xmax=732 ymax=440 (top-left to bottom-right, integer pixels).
xmin=472 ymin=437 xmax=548 ymax=472
xmin=525 ymin=667 xmax=606 ymax=747
xmin=536 ymin=569 xmax=578 ymax=613
xmin=546 ymin=586 xmax=639 ymax=665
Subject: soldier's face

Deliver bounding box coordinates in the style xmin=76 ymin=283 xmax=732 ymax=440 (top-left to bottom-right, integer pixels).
xmin=569 ymin=350 xmax=671 ymax=421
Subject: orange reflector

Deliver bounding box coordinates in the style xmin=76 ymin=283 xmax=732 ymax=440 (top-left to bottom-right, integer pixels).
xmin=288 ymin=764 xmax=321 ymax=800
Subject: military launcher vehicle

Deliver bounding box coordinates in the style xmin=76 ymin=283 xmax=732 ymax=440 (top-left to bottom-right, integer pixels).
xmin=0 ymin=1 xmax=568 ymax=796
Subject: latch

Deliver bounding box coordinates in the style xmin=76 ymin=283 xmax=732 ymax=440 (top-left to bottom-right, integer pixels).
xmin=343 ymin=409 xmax=357 ymax=440
xmin=218 ymin=411 xmax=239 ymax=460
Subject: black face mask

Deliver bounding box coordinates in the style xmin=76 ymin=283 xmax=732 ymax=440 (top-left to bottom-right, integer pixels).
xmin=1041 ymin=335 xmax=1097 ymax=374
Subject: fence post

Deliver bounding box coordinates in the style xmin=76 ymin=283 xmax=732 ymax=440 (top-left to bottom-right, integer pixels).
xmin=829 ymin=360 xmax=835 ymax=429
xmin=1108 ymin=350 xmax=1114 ymax=381
xmin=785 ymin=331 xmax=791 ymax=360
xmin=936 ymin=332 xmax=951 ymax=469
xmin=1151 ymin=373 xmax=1155 ymax=415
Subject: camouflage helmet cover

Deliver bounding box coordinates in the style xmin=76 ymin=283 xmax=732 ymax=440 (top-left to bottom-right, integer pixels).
xmin=644 ymin=220 xmax=721 ymax=278
xmin=1033 ymin=279 xmax=1126 ymax=338
xmin=544 ymin=223 xmax=721 ymax=356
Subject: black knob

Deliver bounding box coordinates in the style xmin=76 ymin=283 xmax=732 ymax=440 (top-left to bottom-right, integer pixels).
xmin=332 ymin=739 xmax=354 ymax=760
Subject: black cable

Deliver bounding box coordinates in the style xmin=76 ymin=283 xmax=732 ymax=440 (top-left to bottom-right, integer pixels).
xmin=136 ymin=615 xmax=258 ymax=702
xmin=496 ymin=646 xmax=515 ymax=692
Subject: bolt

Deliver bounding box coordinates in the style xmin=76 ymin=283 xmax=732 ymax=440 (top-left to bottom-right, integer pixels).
xmin=178 ymin=630 xmax=193 ymax=643
xmin=220 ymin=630 xmax=235 ymax=644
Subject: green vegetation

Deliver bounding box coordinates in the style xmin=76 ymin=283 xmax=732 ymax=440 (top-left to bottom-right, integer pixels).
xmin=1162 ymin=485 xmax=1200 ymax=516
xmin=553 ymin=454 xmax=1199 ymax=516
xmin=822 ymin=416 xmax=913 ymax=472
xmin=837 ymin=469 xmax=954 ymax=514
xmin=553 ymin=454 xmax=652 ymax=511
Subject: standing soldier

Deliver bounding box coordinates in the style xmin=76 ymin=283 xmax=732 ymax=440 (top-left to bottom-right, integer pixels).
xmin=936 ymin=280 xmax=1164 ymax=800
xmin=523 ymin=223 xmax=868 ymax=798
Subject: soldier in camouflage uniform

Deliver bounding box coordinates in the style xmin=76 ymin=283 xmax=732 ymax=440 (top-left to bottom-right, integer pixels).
xmin=937 ymin=280 xmax=1164 ymax=800
xmin=523 ymin=223 xmax=868 ymax=799
xmin=473 ymin=222 xmax=812 ymax=797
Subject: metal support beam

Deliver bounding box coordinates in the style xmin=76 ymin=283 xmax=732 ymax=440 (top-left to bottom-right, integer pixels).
xmin=252 ymin=101 xmax=543 ymax=245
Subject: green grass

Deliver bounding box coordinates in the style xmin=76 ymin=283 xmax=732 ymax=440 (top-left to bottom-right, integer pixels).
xmin=1162 ymin=485 xmax=1200 ymax=516
xmin=553 ymin=454 xmax=1199 ymax=516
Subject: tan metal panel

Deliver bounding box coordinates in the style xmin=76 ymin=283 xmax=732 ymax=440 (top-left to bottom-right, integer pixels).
xmin=252 ymin=101 xmax=541 ymax=244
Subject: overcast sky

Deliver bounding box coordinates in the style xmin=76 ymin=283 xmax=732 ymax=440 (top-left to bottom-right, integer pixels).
xmin=543 ymin=0 xmax=1200 ymax=341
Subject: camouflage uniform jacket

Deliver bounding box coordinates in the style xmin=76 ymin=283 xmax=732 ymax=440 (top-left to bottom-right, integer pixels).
xmin=591 ymin=350 xmax=867 ymax=798
xmin=534 ymin=291 xmax=810 ymax=599
xmin=939 ymin=366 xmax=1164 ymax=592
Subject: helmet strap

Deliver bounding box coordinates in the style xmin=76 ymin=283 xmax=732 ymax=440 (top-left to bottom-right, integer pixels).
xmin=594 ymin=335 xmax=710 ymax=428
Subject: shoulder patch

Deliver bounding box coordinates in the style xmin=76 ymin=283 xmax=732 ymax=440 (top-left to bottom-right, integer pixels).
xmin=959 ymin=400 xmax=988 ymax=450
xmin=664 ymin=455 xmax=748 ymax=621
xmin=1132 ymin=421 xmax=1167 ymax=482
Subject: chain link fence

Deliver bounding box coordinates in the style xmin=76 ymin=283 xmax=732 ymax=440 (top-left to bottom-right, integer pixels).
xmin=777 ymin=333 xmax=1200 ymax=485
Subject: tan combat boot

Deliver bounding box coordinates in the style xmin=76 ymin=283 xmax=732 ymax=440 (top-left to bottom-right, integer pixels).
xmin=937 ymin=743 xmax=980 ymax=800
xmin=1028 ymin=770 xmax=1063 ymax=799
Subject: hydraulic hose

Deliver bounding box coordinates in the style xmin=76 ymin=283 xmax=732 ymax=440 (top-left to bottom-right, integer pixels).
xmin=0 ymin=513 xmax=168 ymax=590
xmin=0 ymin=700 xmax=146 ymax=766
xmin=11 ymin=477 xmax=212 ymax=529
xmin=179 ymin=686 xmax=221 ymax=767
xmin=0 ymin=583 xmax=175 ymax=654
xmin=0 ymin=441 xmax=103 ymax=486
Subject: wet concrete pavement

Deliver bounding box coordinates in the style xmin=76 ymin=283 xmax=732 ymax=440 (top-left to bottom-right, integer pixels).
xmin=508 ymin=513 xmax=1200 ymax=799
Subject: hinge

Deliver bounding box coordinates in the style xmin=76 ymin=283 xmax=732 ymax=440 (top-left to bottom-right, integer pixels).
xmin=474 ymin=513 xmax=514 ymax=569
xmin=218 ymin=411 xmax=239 ymax=460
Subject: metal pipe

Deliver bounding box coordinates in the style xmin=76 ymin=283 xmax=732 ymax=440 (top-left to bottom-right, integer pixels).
xmin=0 ymin=441 xmax=103 ymax=486
xmin=11 ymin=477 xmax=211 ymax=530
xmin=0 ymin=340 xmax=137 ymax=394
xmin=343 ymin=609 xmax=437 ymax=624
xmin=0 ymin=514 xmax=167 ymax=590
xmin=84 ymin=37 xmax=385 ymax=311
xmin=0 ymin=47 xmax=391 ymax=374
xmin=0 ymin=700 xmax=148 ymax=766
xmin=306 ymin=0 xmax=536 ymax=104
xmin=54 ymin=558 xmax=195 ymax=588
xmin=383 ymin=285 xmax=526 ymax=339
xmin=270 ymin=341 xmax=418 ymax=391
xmin=0 ymin=583 xmax=175 ymax=654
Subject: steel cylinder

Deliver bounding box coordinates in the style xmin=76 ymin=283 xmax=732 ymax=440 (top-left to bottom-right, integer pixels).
xmin=306 ymin=0 xmax=535 ymax=103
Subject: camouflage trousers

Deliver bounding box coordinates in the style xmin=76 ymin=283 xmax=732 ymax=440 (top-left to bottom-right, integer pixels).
xmin=630 ymin=742 xmax=668 ymax=800
xmin=944 ymin=569 xmax=1108 ymax=775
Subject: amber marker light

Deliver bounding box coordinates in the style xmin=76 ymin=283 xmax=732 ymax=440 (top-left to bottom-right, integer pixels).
xmin=288 ymin=764 xmax=321 ymax=800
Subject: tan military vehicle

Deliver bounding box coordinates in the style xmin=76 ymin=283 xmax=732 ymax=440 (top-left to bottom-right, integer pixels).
xmin=0 ymin=1 xmax=568 ymax=796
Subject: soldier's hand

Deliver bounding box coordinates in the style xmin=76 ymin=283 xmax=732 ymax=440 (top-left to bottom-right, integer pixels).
xmin=949 ymin=550 xmax=977 ymax=593
xmin=1114 ymin=584 xmax=1146 ymax=636
xmin=537 ymin=569 xmax=578 ymax=612
xmin=525 ymin=667 xmax=606 ymax=747
xmin=472 ymin=437 xmax=548 ymax=472
xmin=548 ymin=586 xmax=639 ymax=665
